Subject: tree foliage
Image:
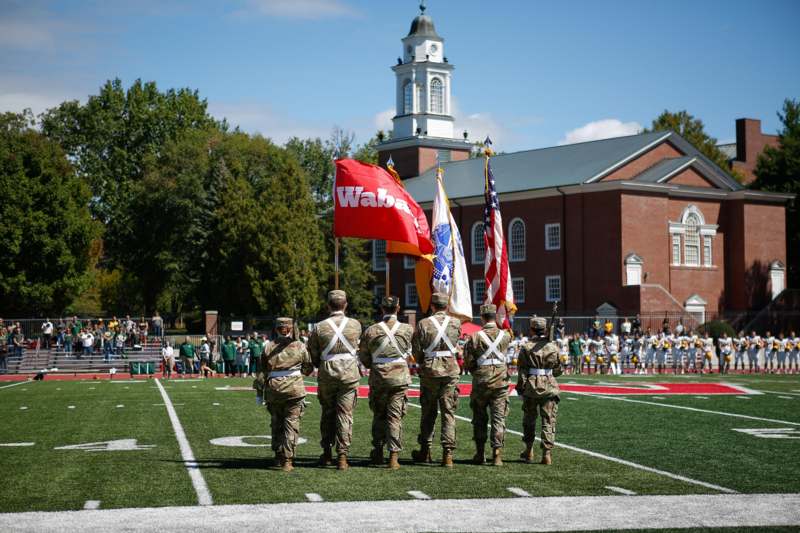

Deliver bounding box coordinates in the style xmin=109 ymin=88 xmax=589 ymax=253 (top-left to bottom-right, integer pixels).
xmin=752 ymin=98 xmax=800 ymax=288
xmin=0 ymin=110 xmax=100 ymax=315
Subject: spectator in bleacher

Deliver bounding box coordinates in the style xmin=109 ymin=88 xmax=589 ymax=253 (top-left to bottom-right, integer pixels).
xmin=162 ymin=341 xmax=175 ymax=379
xmin=56 ymin=319 xmax=66 ymax=349
xmin=12 ymin=326 xmax=25 ymax=358
xmin=41 ymin=318 xmax=54 ymax=349
xmin=632 ymin=314 xmax=642 ymax=335
xmin=179 ymin=337 xmax=197 ymax=376
xmin=198 ymin=337 xmax=214 ymax=378
xmin=621 ymin=317 xmax=632 ymax=335
xmin=124 ymin=315 xmax=135 ymax=346
xmin=108 ymin=316 xmax=119 ymax=330
xmin=114 ymin=328 xmax=126 ymax=357
xmin=138 ymin=317 xmax=148 ymax=343
xmin=0 ymin=320 xmax=7 ymax=373
xmin=236 ymin=336 xmax=249 ymax=377
xmin=70 ymin=318 xmax=80 ymax=342
xmin=63 ymin=326 xmax=73 ymax=356
xmin=152 ymin=311 xmax=163 ymax=338
xmin=103 ymin=330 xmax=114 ymax=361
xmin=221 ymin=336 xmax=236 ymax=377
xmin=79 ymin=329 xmax=94 ymax=358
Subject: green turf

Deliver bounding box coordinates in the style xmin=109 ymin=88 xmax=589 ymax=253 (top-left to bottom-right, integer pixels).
xmin=0 ymin=373 xmax=798 ymax=512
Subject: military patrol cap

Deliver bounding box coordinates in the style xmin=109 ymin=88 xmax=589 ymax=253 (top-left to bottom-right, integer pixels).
xmin=276 ymin=317 xmax=293 ymax=328
xmin=430 ymin=292 xmax=449 ymax=307
xmin=531 ymin=317 xmax=547 ymax=331
xmin=480 ymin=304 xmax=497 ymax=315
xmin=327 ymin=289 xmax=347 ymax=305
xmin=380 ymin=295 xmax=399 ymax=308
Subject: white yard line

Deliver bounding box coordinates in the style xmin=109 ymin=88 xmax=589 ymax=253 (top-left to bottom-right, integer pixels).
xmin=405 ymin=402 xmax=737 ymax=494
xmin=82 ymin=501 xmax=100 ymax=510
xmin=605 ymin=486 xmax=637 ymax=495
xmin=0 ymin=442 xmax=35 ymax=447
xmin=574 ymin=392 xmax=800 ymax=427
xmin=407 ymin=491 xmax=430 ymax=500
xmin=0 ymin=381 xmax=28 ymax=390
xmin=2 ymin=494 xmax=799 ymax=532
xmin=779 ymin=396 xmax=794 ymax=400
xmin=755 ymin=390 xmax=800 ymax=397
xmin=154 ymin=379 xmax=213 ymax=506
xmin=305 ymin=493 xmax=324 ymax=503
xmin=507 ymin=487 xmax=532 ymax=497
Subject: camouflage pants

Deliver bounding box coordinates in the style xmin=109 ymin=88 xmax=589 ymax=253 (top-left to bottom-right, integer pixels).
xmin=369 ymin=385 xmax=408 ymax=452
xmin=417 ymin=375 xmax=459 ymax=451
xmin=267 ymin=396 xmax=305 ymax=459
xmin=318 ymin=380 xmax=358 ymax=455
xmin=470 ymin=385 xmax=509 ymax=450
xmin=522 ymin=395 xmax=559 ymax=450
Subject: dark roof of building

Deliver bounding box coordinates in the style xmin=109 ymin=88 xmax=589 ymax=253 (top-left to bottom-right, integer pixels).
xmin=717 ymin=142 xmax=737 ymax=160
xmin=634 ymin=156 xmax=696 ymax=183
xmin=407 ymin=14 xmax=441 ymax=39
xmin=402 ymin=131 xmax=743 ymax=203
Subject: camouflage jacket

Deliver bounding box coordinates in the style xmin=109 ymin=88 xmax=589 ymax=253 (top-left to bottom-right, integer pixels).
xmin=308 ymin=311 xmax=362 ymax=386
xmin=253 ymin=337 xmax=314 ymax=402
xmin=463 ymin=323 xmax=510 ymax=389
xmin=358 ymin=315 xmax=413 ymax=388
xmin=411 ymin=311 xmax=461 ymax=379
xmin=517 ymin=336 xmax=562 ymax=398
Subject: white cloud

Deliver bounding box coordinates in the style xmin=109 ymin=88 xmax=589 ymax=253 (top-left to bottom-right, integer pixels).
xmin=241 ymin=0 xmax=359 ymax=19
xmin=208 ymin=101 xmax=333 ymax=143
xmin=373 ymin=108 xmax=393 ymax=131
xmin=559 ymin=119 xmax=642 ymax=145
xmin=0 ymin=92 xmax=67 ymax=116
xmin=451 ymin=99 xmax=512 ymax=148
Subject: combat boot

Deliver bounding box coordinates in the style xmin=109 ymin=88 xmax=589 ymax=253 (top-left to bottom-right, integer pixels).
xmin=472 ymin=444 xmax=486 ymax=465
xmin=441 ymin=449 xmax=454 ymax=468
xmin=492 ymin=448 xmax=503 ymax=467
xmin=519 ymin=444 xmax=534 ymax=463
xmin=370 ymin=447 xmax=384 ymax=466
xmin=319 ymin=447 xmax=334 ymax=466
xmin=411 ymin=445 xmax=432 ymax=463
xmin=388 ymin=451 xmax=401 ymax=470
xmin=541 ymin=450 xmax=552 ymax=465
xmin=337 ymin=453 xmax=349 ymax=471
xmin=282 ymin=457 xmax=294 ymax=473
xmin=274 ymin=452 xmax=285 ymax=469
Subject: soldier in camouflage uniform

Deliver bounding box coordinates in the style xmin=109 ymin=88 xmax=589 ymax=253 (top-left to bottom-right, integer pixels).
xmin=253 ymin=317 xmax=314 ymax=472
xmin=358 ymin=295 xmax=413 ymax=470
xmin=463 ymin=304 xmax=511 ymax=466
xmin=517 ymin=317 xmax=562 ymax=465
xmin=308 ymin=290 xmax=363 ymax=470
xmin=411 ymin=292 xmax=462 ymax=467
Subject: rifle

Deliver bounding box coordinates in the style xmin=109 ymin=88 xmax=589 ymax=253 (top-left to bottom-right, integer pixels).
xmin=548 ymin=301 xmax=559 ymax=342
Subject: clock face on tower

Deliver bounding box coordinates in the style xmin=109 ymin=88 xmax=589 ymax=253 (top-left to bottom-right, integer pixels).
xmin=429 ymin=43 xmax=438 ymax=54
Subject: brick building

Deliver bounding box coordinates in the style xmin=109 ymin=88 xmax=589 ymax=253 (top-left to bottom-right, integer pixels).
xmin=373 ymin=6 xmax=792 ymax=321
xmin=718 ymin=118 xmax=780 ymax=184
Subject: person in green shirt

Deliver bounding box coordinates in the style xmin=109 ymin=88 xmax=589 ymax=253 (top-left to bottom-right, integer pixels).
xmin=249 ymin=333 xmax=265 ymax=377
xmin=569 ymin=335 xmax=583 ymax=375
xmin=221 ymin=336 xmax=237 ymax=377
xmin=179 ymin=337 xmax=197 ymax=376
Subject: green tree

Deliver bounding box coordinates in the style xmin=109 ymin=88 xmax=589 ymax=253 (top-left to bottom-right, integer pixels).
xmin=646 ymin=110 xmax=744 ymax=181
xmin=0 ymin=110 xmax=100 ymax=315
xmin=752 ymin=98 xmax=800 ymax=288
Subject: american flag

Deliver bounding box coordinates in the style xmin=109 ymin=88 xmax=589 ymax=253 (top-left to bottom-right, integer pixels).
xmin=482 ymin=139 xmax=515 ymax=328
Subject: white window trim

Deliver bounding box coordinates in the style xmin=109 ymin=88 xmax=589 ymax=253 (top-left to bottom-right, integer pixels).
xmin=669 ymin=205 xmax=718 ymax=268
xmin=372 ymin=240 xmax=386 ymax=272
xmin=403 ymin=255 xmax=415 ymax=270
xmin=671 ymin=234 xmax=681 ymax=266
xmin=703 ymin=235 xmax=712 ymax=267
xmin=471 ymin=221 xmax=485 ymax=265
xmin=405 ymin=283 xmax=418 ymax=308
xmin=511 ymin=277 xmax=526 ymax=304
xmin=373 ymin=285 xmax=385 ymax=299
xmin=544 ymin=223 xmax=561 ymax=251
xmin=508 ymin=217 xmax=526 ymax=262
xmin=472 ymin=279 xmax=487 ymax=305
xmin=545 ymin=275 xmax=561 ymax=303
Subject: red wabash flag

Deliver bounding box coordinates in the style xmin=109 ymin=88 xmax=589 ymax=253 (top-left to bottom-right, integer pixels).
xmin=483 ymin=154 xmax=516 ymax=328
xmin=333 ymin=159 xmax=433 ymax=254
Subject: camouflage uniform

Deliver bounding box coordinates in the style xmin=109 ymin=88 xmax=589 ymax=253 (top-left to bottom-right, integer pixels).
xmin=252 ymin=319 xmax=314 ymax=469
xmin=358 ymin=297 xmax=413 ymax=456
xmin=517 ymin=320 xmax=562 ymax=456
xmin=411 ymin=293 xmax=462 ymax=458
xmin=463 ymin=318 xmax=510 ymax=455
xmin=308 ymin=291 xmax=363 ymax=458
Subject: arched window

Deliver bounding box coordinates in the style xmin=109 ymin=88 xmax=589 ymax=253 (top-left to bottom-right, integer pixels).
xmin=508 ymin=218 xmax=526 ymax=262
xmin=403 ymin=81 xmax=413 ymax=114
xmin=683 ymin=213 xmax=700 ymax=266
xmin=430 ymin=77 xmax=444 ymax=114
xmin=471 ymin=222 xmax=485 ymax=264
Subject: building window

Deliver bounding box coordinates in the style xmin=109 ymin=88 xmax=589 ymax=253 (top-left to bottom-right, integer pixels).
xmin=511 ymin=277 xmax=525 ymax=304
xmin=405 ymin=283 xmax=418 ymax=308
xmin=508 ymin=218 xmax=526 ymax=262
xmin=430 ymin=77 xmax=444 ymax=114
xmin=471 ymin=222 xmax=485 ymax=264
xmin=373 ymin=285 xmax=385 ymax=300
xmin=403 ymin=81 xmax=413 ymax=114
xmin=545 ymin=223 xmax=561 ymax=251
xmin=770 ymin=261 xmax=785 ymax=299
xmin=545 ymin=275 xmax=561 ymax=302
xmin=624 ymin=253 xmax=643 ymax=286
xmin=473 ymin=279 xmax=486 ymax=305
xmin=684 ymin=213 xmax=700 ymax=266
xmin=436 ymin=149 xmax=451 ymax=164
xmin=372 ymin=240 xmax=386 ymax=271
xmin=403 ymin=255 xmax=415 ymax=269
xmin=703 ymin=236 xmax=712 ymax=267
xmin=672 ymin=234 xmax=681 ymax=265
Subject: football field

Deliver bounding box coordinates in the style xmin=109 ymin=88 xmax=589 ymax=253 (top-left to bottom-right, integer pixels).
xmin=1 ymin=373 xmax=799 ymax=531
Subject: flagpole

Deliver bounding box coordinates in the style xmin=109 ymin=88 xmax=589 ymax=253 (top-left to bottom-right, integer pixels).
xmin=334 ymin=238 xmax=340 ymax=290
xmin=385 ymin=242 xmax=390 ymax=297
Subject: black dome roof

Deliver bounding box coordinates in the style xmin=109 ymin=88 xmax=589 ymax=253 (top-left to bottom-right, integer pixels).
xmin=407 ymin=14 xmax=441 ymax=39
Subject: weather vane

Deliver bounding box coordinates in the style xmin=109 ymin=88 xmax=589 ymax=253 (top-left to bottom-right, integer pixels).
xmin=419 ymin=1 xmax=426 ymax=14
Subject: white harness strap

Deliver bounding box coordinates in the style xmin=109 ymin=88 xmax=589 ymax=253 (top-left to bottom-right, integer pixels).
xmin=476 ymin=330 xmax=506 ymax=366
xmin=321 ymin=316 xmax=357 ymax=361
xmin=528 ymin=368 xmax=553 ymax=376
xmin=269 ymin=367 xmax=301 ymax=378
xmin=373 ymin=321 xmax=408 ymax=363
xmin=424 ymin=315 xmax=457 ymax=358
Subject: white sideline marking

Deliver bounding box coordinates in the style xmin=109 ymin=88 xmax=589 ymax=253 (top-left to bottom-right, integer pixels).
xmin=407 ymin=491 xmax=430 ymax=500
xmin=736 ymin=396 xmax=751 ymax=400
xmin=605 ymin=486 xmax=637 ymax=495
xmin=507 ymin=487 xmax=531 ymax=497
xmin=212 ymin=402 xmax=220 ymax=406
xmin=155 ymin=379 xmax=213 ymax=506
xmin=2 ymin=494 xmax=799 ymax=532
xmin=575 ymin=392 xmax=800 ymax=427
xmin=694 ymin=396 xmax=709 ymax=399
xmin=0 ymin=381 xmax=27 ymax=390
xmin=83 ymin=501 xmax=100 ymax=510
xmin=0 ymin=442 xmax=35 ymax=447
xmin=19 ymin=406 xmax=27 ymax=410
xmin=779 ymin=396 xmax=794 ymax=400
xmin=305 ymin=493 xmax=324 ymax=502
xmin=757 ymin=390 xmax=800 ymax=397
xmin=566 ymin=397 xmax=579 ymax=401
xmin=652 ymin=396 xmax=666 ymax=399
xmin=68 ymin=406 xmax=75 ymax=409
xmin=115 ymin=405 xmax=124 ymax=408
xmin=406 ymin=402 xmax=737 ymax=494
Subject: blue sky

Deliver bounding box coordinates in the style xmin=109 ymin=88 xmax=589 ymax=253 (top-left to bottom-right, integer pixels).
xmin=1 ymin=0 xmax=798 ymax=152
